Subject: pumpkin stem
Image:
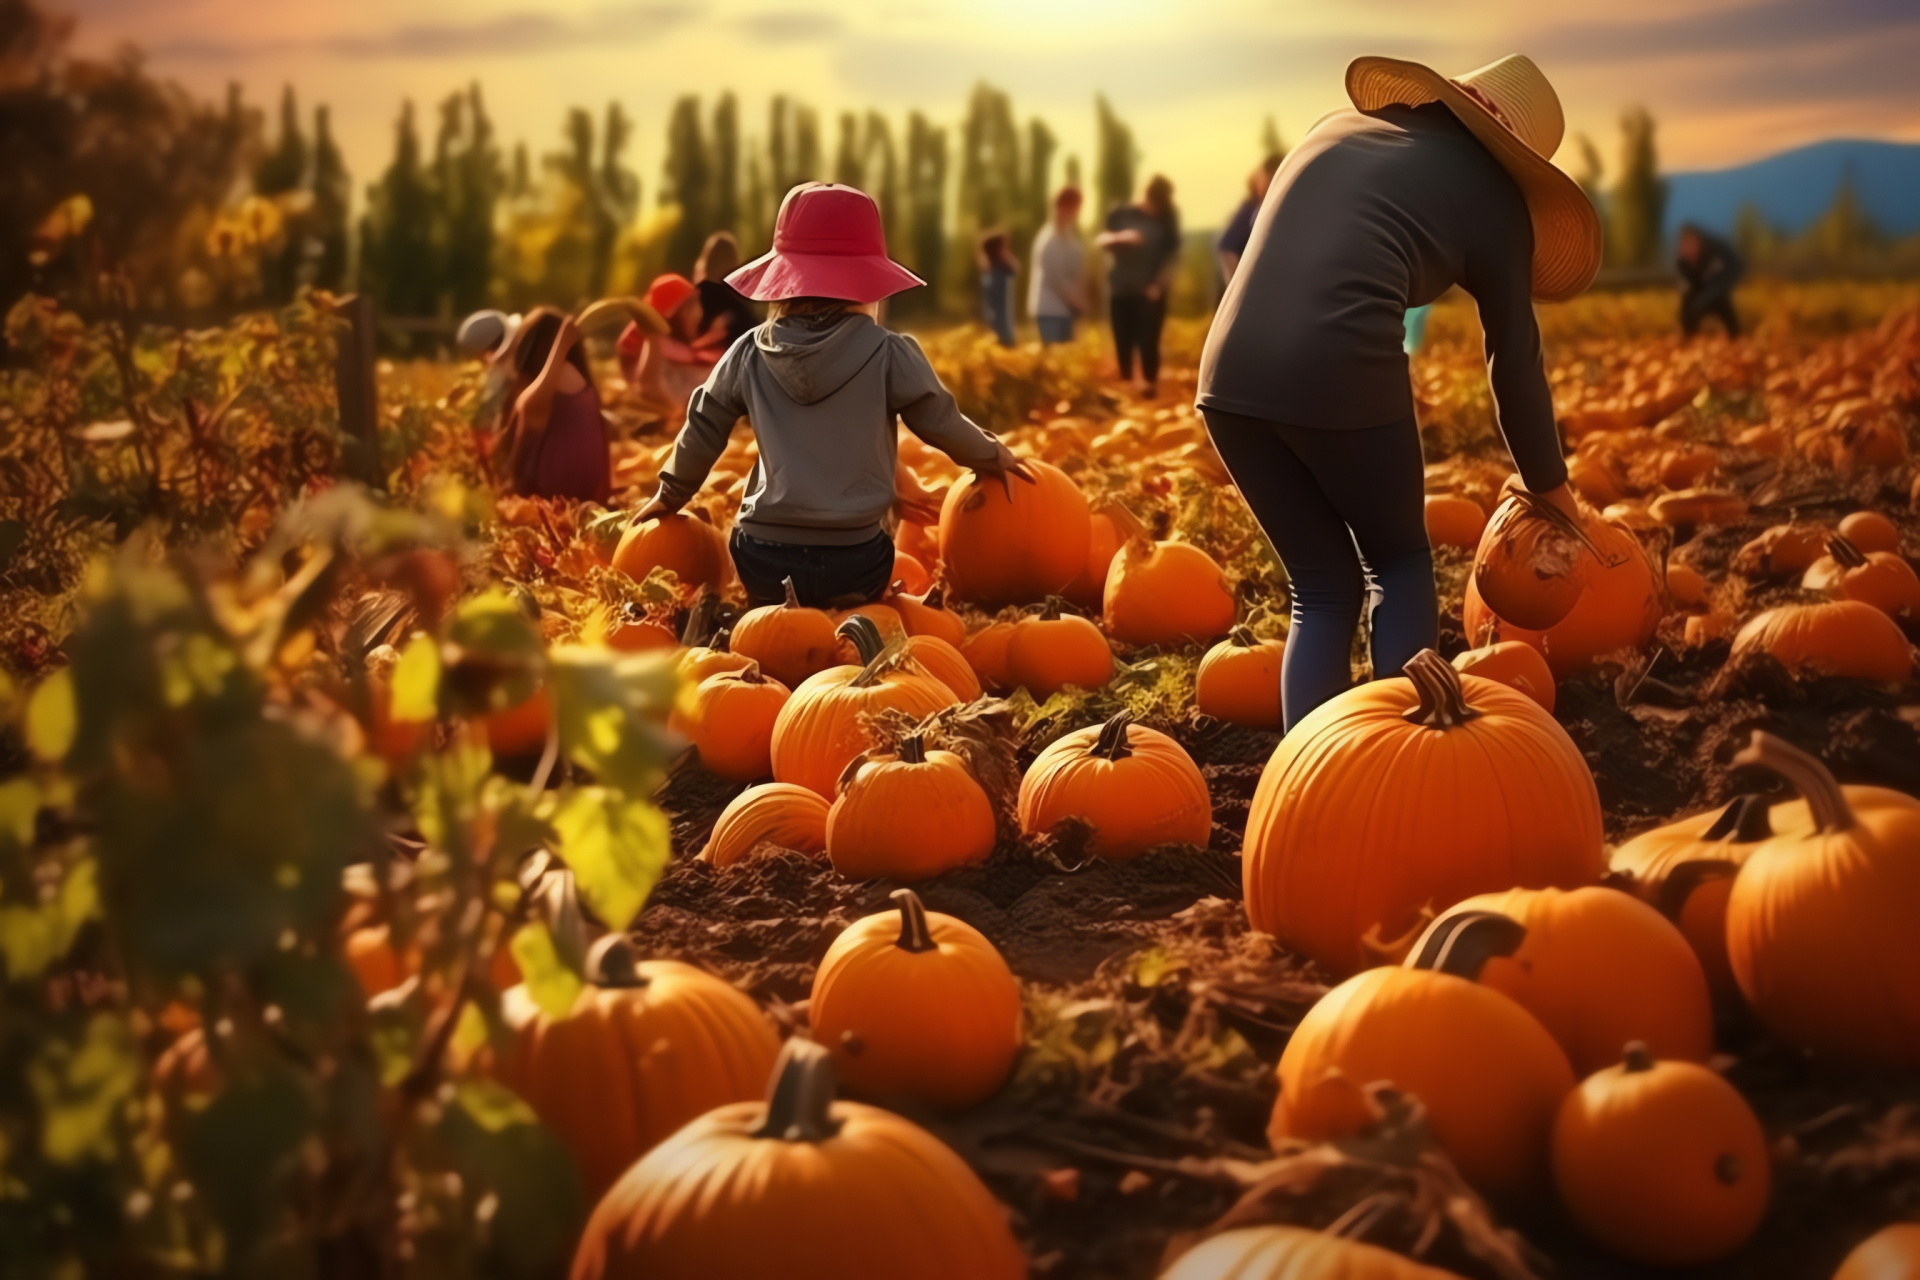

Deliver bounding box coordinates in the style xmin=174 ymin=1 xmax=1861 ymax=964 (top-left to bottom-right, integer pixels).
xmin=924 ymin=585 xmax=947 ymax=612
xmin=1826 ymin=535 xmax=1868 ymax=569
xmin=1106 ymin=501 xmax=1150 ymax=546
xmin=584 ymin=935 xmax=651 ymax=990
xmin=710 ymin=626 xmax=733 ymax=654
xmin=1702 ymin=793 xmax=1773 ymax=844
xmin=1734 ymin=730 xmax=1856 ymax=834
xmin=836 ymin=614 xmax=888 ymax=676
xmin=1404 ymin=910 xmax=1526 ymax=980
xmin=892 ymin=888 xmax=939 ymax=954
xmin=898 ymin=732 xmax=928 ymax=765
xmin=736 ymin=660 xmax=766 ymax=685
xmin=750 ymin=1039 xmax=844 ymax=1143
xmin=781 ymin=576 xmax=803 ymax=610
xmin=1087 ymin=710 xmax=1135 ymax=761
xmin=1621 ymin=1041 xmax=1656 ymax=1073
xmin=1227 ymin=625 xmax=1260 ymax=649
xmin=1401 ymin=649 xmax=1481 ymax=729
xmin=1654 ymin=860 xmax=1739 ymax=923
xmin=1038 ymin=595 xmax=1070 ymax=622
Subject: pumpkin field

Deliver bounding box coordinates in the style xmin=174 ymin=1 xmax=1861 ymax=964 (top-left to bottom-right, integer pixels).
xmin=2 ymin=281 xmax=1919 ymax=1279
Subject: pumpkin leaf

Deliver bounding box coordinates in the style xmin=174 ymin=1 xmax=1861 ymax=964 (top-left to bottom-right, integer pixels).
xmin=546 ymin=645 xmax=676 ymax=794
xmin=27 ymin=1012 xmax=139 ymax=1165
xmin=25 ymin=668 xmax=76 ymax=762
xmin=510 ymin=920 xmax=583 ymax=1020
xmin=438 ymin=1077 xmax=585 ymax=1278
xmin=0 ymin=856 xmax=98 ymax=984
xmin=0 ymin=776 xmax=38 ymax=849
xmin=547 ymin=787 xmax=670 ymax=931
xmin=389 ymin=631 xmax=441 ymax=723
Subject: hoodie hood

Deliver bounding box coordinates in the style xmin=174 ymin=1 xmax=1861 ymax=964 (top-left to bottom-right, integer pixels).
xmin=753 ymin=311 xmax=888 ymax=406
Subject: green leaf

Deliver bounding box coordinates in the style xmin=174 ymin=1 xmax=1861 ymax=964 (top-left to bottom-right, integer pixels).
xmin=389 ymin=632 xmax=441 ymax=723
xmin=448 ymin=591 xmax=544 ymax=660
xmin=27 ymin=1013 xmax=139 ymax=1165
xmin=25 ymin=669 xmax=76 ymax=762
xmin=509 ymin=921 xmax=582 ymax=1021
xmin=179 ymin=1062 xmax=315 ymax=1261
xmin=0 ymin=777 xmax=37 ymax=849
xmin=547 ymin=787 xmax=670 ymax=931
xmin=438 ymin=1076 xmax=584 ymax=1278
xmin=0 ymin=856 xmax=98 ymax=983
xmin=367 ymin=993 xmax=421 ymax=1087
xmin=546 ymin=645 xmax=676 ymax=793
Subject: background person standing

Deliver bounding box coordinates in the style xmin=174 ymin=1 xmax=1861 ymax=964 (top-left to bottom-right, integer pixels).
xmin=1097 ymin=174 xmax=1180 ymax=398
xmin=1029 ymin=186 xmax=1088 ymax=345
xmin=1676 ymin=222 xmax=1744 ymax=337
xmin=1217 ymin=153 xmax=1285 ymax=285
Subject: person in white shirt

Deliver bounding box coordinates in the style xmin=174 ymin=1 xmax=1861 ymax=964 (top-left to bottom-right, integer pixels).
xmin=1028 ymin=186 xmax=1088 ymax=345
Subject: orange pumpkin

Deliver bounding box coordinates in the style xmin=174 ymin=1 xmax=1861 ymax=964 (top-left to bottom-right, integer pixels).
xmin=675 ymin=626 xmax=754 ymax=685
xmin=476 ymin=686 xmax=555 ymax=758
xmin=682 ymin=664 xmax=790 ymax=782
xmin=597 ymin=603 xmax=681 ymax=653
xmin=1725 ymin=732 xmax=1920 ymax=1066
xmin=345 ymin=923 xmax=409 ymax=997
xmin=1163 ymin=1227 xmax=1464 ymax=1280
xmin=1733 ymin=522 xmax=1829 ymax=578
xmin=1650 ymin=488 xmax=1749 ymax=528
xmin=1471 ymin=485 xmax=1590 ymax=631
xmin=810 ymin=889 xmax=1021 ymax=1109
xmin=826 ymin=734 xmax=997 ymax=881
xmin=1610 ymin=795 xmax=1774 ymax=999
xmin=1017 ymin=711 xmax=1212 ymax=859
xmin=1838 ymin=510 xmax=1901 ymax=554
xmin=1729 ymin=600 xmax=1913 ymax=682
xmin=701 ymin=782 xmax=831 ymax=867
xmin=1416 ymin=889 xmax=1713 ymax=1076
xmin=570 ymin=1039 xmax=1027 ymax=1280
xmin=1834 ymin=1225 xmax=1920 ymax=1280
xmin=832 ymin=602 xmax=906 ymax=647
xmin=1271 ymin=912 xmax=1575 ymax=1200
xmin=958 ymin=621 xmax=1017 ymax=693
xmin=1102 ymin=505 xmax=1237 ymax=647
xmin=1666 ymin=562 xmax=1707 ymax=610
xmin=1451 ymin=640 xmax=1556 ymax=714
xmin=1243 ymin=651 xmax=1602 ymax=976
xmin=889 ymin=584 xmax=967 ymax=648
xmin=730 ymin=577 xmax=840 ymax=690
xmin=1804 ymin=536 xmax=1920 ymax=624
xmin=1464 ymin=514 xmax=1664 ymax=679
xmin=1424 ymin=494 xmax=1487 ymax=549
xmin=895 ymin=518 xmax=940 ymax=568
xmin=1194 ymin=625 xmax=1285 ymax=728
xmin=769 ymin=618 xmax=959 ymax=798
xmin=891 ymin=550 xmax=932 ymax=596
xmin=902 ymin=634 xmax=983 ymax=702
xmin=938 ymin=459 xmax=1091 ymax=607
xmin=1005 ymin=602 xmax=1115 ymax=699
xmin=1552 ymin=1044 xmax=1770 ymax=1267
xmin=1061 ymin=509 xmax=1120 ymax=610
xmin=610 ymin=511 xmax=731 ymax=597
xmin=498 ymin=941 xmax=779 ymax=1201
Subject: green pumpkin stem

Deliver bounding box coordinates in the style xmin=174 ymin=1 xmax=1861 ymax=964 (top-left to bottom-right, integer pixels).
xmin=1621 ymin=1041 xmax=1655 ymax=1073
xmin=1404 ymin=910 xmax=1526 ymax=980
xmin=1088 ymin=710 xmax=1135 ymax=761
xmin=1734 ymin=731 xmax=1856 ymax=834
xmin=750 ymin=1039 xmax=844 ymax=1142
xmin=1825 ymin=535 xmax=1868 ymax=570
xmin=892 ymin=888 xmax=939 ymax=954
xmin=1402 ymin=649 xmax=1482 ymax=729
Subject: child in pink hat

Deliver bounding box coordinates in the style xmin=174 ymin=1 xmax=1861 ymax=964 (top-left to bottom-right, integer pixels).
xmin=637 ymin=182 xmax=1029 ymax=609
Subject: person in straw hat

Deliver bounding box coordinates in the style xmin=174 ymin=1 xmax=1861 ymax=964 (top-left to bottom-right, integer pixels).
xmin=1196 ymin=54 xmax=1602 ymax=732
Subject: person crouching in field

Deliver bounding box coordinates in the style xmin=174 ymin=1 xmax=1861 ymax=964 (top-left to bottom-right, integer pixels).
xmin=635 ymin=182 xmax=1029 ymax=609
xmin=499 ymin=307 xmax=612 ymax=504
xmin=618 ymin=273 xmax=723 ymax=428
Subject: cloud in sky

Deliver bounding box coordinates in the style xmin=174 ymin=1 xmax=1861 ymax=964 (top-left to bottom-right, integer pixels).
xmin=149 ymin=4 xmax=698 ymax=62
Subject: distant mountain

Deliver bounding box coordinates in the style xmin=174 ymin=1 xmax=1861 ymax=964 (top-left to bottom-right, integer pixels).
xmin=1664 ymin=139 xmax=1920 ymax=240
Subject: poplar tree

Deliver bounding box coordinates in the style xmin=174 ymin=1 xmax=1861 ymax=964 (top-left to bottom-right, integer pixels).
xmin=1094 ymin=95 xmax=1137 ymax=215
xmin=1608 ymin=107 xmax=1666 ymax=269
xmin=359 ymin=100 xmax=436 ymax=318
xmin=663 ymin=95 xmax=710 ymax=272
xmin=834 ymin=112 xmax=864 ymax=188
xmin=711 ymin=93 xmax=740 ymax=235
xmin=311 ymin=105 xmax=350 ymax=292
xmin=903 ymin=112 xmax=948 ymax=316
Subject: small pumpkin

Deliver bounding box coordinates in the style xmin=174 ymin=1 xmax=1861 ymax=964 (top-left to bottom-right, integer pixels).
xmin=1450 ymin=640 xmax=1555 ymax=714
xmin=610 ymin=511 xmax=731 ymax=597
xmin=1061 ymin=509 xmax=1120 ymax=610
xmin=1651 ymin=488 xmax=1749 ymax=528
xmin=730 ymin=577 xmax=840 ymax=689
xmin=1464 ymin=513 xmax=1664 ymax=679
xmin=958 ymin=621 xmax=1017 ymax=692
xmin=1006 ymin=599 xmax=1115 ymax=699
xmin=1102 ymin=504 xmax=1237 ymax=647
xmin=700 ymin=782 xmax=831 ymax=867
xmin=1833 ymin=1224 xmax=1920 ymax=1280
xmin=826 ymin=734 xmax=997 ymax=881
xmin=571 ymin=1039 xmax=1027 ymax=1280
xmin=476 ymin=685 xmax=555 ymax=758
xmin=1551 ymin=1043 xmax=1770 ymax=1267
xmin=1195 ymin=625 xmax=1285 ymax=728
xmin=810 ymin=889 xmax=1021 ymax=1109
xmin=682 ymin=663 xmax=789 ymax=782
xmin=1017 ymin=711 xmax=1212 ymax=859
xmin=938 ymin=459 xmax=1092 ymax=608
xmin=890 ymin=584 xmax=968 ymax=648
xmin=1424 ymin=493 xmax=1487 ymax=549
xmin=1271 ymin=912 xmax=1575 ymax=1199
xmin=1163 ymin=1226 xmax=1464 ymax=1280
xmin=1471 ymin=484 xmax=1591 ymax=631
xmin=596 ymin=603 xmax=681 ymax=653
xmin=1733 ymin=522 xmax=1829 ymax=578
xmin=1838 ymin=510 xmax=1901 ymax=554
xmin=675 ymin=626 xmax=754 ymax=685
xmin=345 ymin=923 xmax=410 ymax=998
xmin=903 ymin=633 xmax=983 ymax=702
xmin=1610 ymin=795 xmax=1775 ymax=999
xmin=1729 ymin=600 xmax=1913 ymax=683
xmin=1804 ymin=535 xmax=1920 ymax=624
xmin=1667 ymin=562 xmax=1708 ymax=610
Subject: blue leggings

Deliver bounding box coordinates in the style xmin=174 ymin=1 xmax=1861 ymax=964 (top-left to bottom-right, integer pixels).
xmin=1202 ymin=409 xmax=1436 ymax=732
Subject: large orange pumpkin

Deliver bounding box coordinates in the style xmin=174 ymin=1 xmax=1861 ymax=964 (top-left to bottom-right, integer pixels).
xmin=1610 ymin=795 xmax=1775 ymax=998
xmin=1733 ymin=522 xmax=1828 ymax=578
xmin=610 ymin=511 xmax=731 ymax=596
xmin=1450 ymin=640 xmax=1555 ymax=714
xmin=825 ymin=734 xmax=997 ymax=881
xmin=901 ymin=633 xmax=982 ymax=702
xmin=1006 ymin=602 xmax=1115 ymax=699
xmin=1061 ymin=509 xmax=1120 ymax=611
xmin=1837 ymin=510 xmax=1901 ymax=554
xmin=1729 ymin=600 xmax=1913 ymax=682
xmin=1242 ymin=651 xmax=1603 ymax=976
xmin=570 ymin=1040 xmax=1027 ymax=1280
xmin=1464 ymin=515 xmax=1663 ymax=679
xmin=810 ymin=889 xmax=1022 ymax=1110
xmin=1163 ymin=1226 xmax=1464 ymax=1280
xmin=889 ymin=584 xmax=967 ymax=648
xmin=675 ymin=626 xmax=754 ymax=685
xmin=1195 ymin=625 xmax=1285 ymax=728
xmin=1102 ymin=505 xmax=1237 ymax=647
xmin=700 ymin=782 xmax=830 ymax=867
xmin=1833 ymin=1225 xmax=1920 ymax=1280
xmin=682 ymin=664 xmax=789 ymax=782
xmin=730 ymin=577 xmax=841 ymax=690
xmin=938 ymin=459 xmax=1091 ymax=607
xmin=1471 ymin=485 xmax=1591 ymax=631
xmin=1017 ymin=711 xmax=1212 ymax=859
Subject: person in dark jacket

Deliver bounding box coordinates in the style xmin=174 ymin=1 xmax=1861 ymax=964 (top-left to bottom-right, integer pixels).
xmin=1197 ymin=54 xmax=1602 ymax=731
xmin=978 ymin=230 xmax=1018 ymax=346
xmin=1217 ymin=152 xmax=1285 ymax=284
xmin=1097 ymin=174 xmax=1180 ymax=397
xmin=637 ymin=183 xmax=1028 ymax=609
xmin=693 ymin=230 xmax=760 ymax=348
xmin=1676 ymin=223 xmax=1744 ymax=338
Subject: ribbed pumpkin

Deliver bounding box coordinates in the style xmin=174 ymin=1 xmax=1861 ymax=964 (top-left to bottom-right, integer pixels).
xmin=1471 ymin=485 xmax=1591 ymax=630
xmin=1733 ymin=522 xmax=1828 ymax=578
xmin=959 ymin=621 xmax=1017 ymax=692
xmin=1651 ymin=488 xmax=1749 ymax=527
xmin=1163 ymin=1226 xmax=1465 ymax=1280
xmin=1729 ymin=600 xmax=1913 ymax=682
xmin=769 ymin=618 xmax=959 ymax=798
xmin=1804 ymin=535 xmax=1920 ymax=623
xmin=731 ymin=577 xmax=840 ymax=690
xmin=1424 ymin=494 xmax=1487 ymax=549
xmin=1271 ymin=913 xmax=1575 ymax=1200
xmin=570 ymin=1040 xmax=1027 ymax=1280
xmin=498 ymin=940 xmax=779 ymax=1201
xmin=1018 ymin=711 xmax=1212 ymax=858
xmin=1833 ymin=1225 xmax=1920 ymax=1280
xmin=810 ymin=889 xmax=1022 ymax=1109
xmin=683 ymin=664 xmax=789 ymax=783
xmin=890 ymin=584 xmax=967 ymax=647
xmin=1102 ymin=505 xmax=1237 ymax=647
xmin=1243 ymin=651 xmax=1603 ymax=976
xmin=1195 ymin=625 xmax=1285 ymax=728
xmin=596 ymin=603 xmax=681 ymax=653
xmin=938 ymin=459 xmax=1091 ymax=607
xmin=832 ymin=602 xmax=906 ymax=646
xmin=1006 ymin=600 xmax=1115 ymax=699
xmin=1552 ymin=1044 xmax=1770 ymax=1267
xmin=1724 ymin=731 xmax=1920 ymax=1066
xmin=1610 ymin=795 xmax=1776 ymax=998
xmin=1837 ymin=510 xmax=1901 ymax=553
xmin=1464 ymin=512 xmax=1663 ymax=678
xmin=1061 ymin=509 xmax=1120 ymax=610
xmin=826 ymin=734 xmax=997 ymax=881
xmin=675 ymin=626 xmax=754 ymax=685
xmin=611 ymin=511 xmax=731 ymax=596
xmin=1450 ymin=640 xmax=1556 ymax=714
xmin=1415 ymin=890 xmax=1714 ymax=1076
xmin=700 ymin=782 xmax=831 ymax=867
xmin=902 ymin=634 xmax=982 ymax=702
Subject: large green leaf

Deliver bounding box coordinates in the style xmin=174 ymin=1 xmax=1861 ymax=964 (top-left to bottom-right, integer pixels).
xmin=546 ymin=787 xmax=670 ymax=931
xmin=509 ymin=921 xmax=582 ymax=1021
xmin=0 ymin=856 xmax=98 ymax=984
xmin=438 ymin=1078 xmax=585 ymax=1279
xmin=546 ymin=645 xmax=675 ymax=793
xmin=389 ymin=631 xmax=441 ymax=723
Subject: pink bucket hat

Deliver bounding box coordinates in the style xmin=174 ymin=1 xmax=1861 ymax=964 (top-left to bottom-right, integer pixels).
xmin=726 ymin=183 xmax=924 ymax=304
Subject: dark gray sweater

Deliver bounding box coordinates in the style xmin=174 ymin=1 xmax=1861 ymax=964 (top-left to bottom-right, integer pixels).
xmin=656 ymin=311 xmax=1001 ymax=545
xmin=1197 ymin=103 xmax=1567 ymax=492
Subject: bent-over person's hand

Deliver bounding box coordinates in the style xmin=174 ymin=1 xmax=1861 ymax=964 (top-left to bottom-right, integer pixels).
xmin=972 ymin=440 xmax=1036 ymax=502
xmin=1534 ymin=482 xmax=1582 ymax=523
xmin=634 ymin=494 xmax=679 ymax=524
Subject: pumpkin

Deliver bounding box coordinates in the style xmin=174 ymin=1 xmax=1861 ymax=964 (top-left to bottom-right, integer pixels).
xmin=1061 ymin=509 xmax=1121 ymax=610
xmin=769 ymin=617 xmax=959 ymax=798
xmin=811 ymin=889 xmax=1021 ymax=1109
xmin=892 ymin=550 xmax=933 ymax=596
xmin=1163 ymin=1226 xmax=1465 ymax=1280
xmin=1006 ymin=600 xmax=1115 ymax=699
xmin=1610 ymin=795 xmax=1776 ymax=999
xmin=895 ymin=518 xmax=940 ymax=568
xmin=959 ymin=621 xmax=1017 ymax=692
xmin=610 ymin=511 xmax=731 ymax=597
xmin=1804 ymin=536 xmax=1920 ymax=623
xmin=1834 ymin=1225 xmax=1920 ymax=1280
xmin=903 ymin=633 xmax=983 ymax=702
xmin=1242 ymin=651 xmax=1602 ymax=975
xmin=826 ymin=734 xmax=997 ymax=881
xmin=1270 ymin=912 xmax=1575 ymax=1199
xmin=1414 ymin=889 xmax=1713 ymax=1076
xmin=498 ymin=939 xmax=779 ymax=1201
xmin=832 ymin=602 xmax=906 ymax=647
xmin=1567 ymin=451 xmax=1625 ymax=507
xmin=1667 ymin=562 xmax=1708 ymax=609
xmin=682 ymin=664 xmax=789 ymax=782
xmin=1102 ymin=504 xmax=1237 ymax=647
xmin=890 ymin=584 xmax=968 ymax=648
xmin=938 ymin=459 xmax=1091 ymax=607
xmin=365 ymin=646 xmax=429 ymax=770
xmin=1734 ymin=423 xmax=1786 ymax=456
xmin=1734 ymin=522 xmax=1829 ymax=578
xmin=701 ymin=782 xmax=831 ymax=867
xmin=1464 ymin=514 xmax=1665 ymax=678
xmin=1195 ymin=625 xmax=1285 ymax=728
xmin=1018 ymin=711 xmax=1212 ymax=859
xmin=571 ymin=1039 xmax=1026 ymax=1280
xmin=1424 ymin=494 xmax=1487 ymax=549
xmin=1471 ymin=484 xmax=1591 ymax=631
xmin=477 ymin=685 xmax=555 ymax=758
xmin=1729 ymin=600 xmax=1913 ymax=682
xmin=1724 ymin=731 xmax=1920 ymax=1066
xmin=345 ymin=923 xmax=409 ymax=997
xmin=597 ymin=603 xmax=681 ymax=653
xmin=1551 ymin=1043 xmax=1770 ymax=1267
xmin=1651 ymin=488 xmax=1749 ymax=528
xmin=1838 ymin=510 xmax=1901 ymax=554
xmin=1658 ymin=445 xmax=1720 ymax=489
xmin=675 ymin=626 xmax=754 ymax=685
xmin=1450 ymin=640 xmax=1555 ymax=714
xmin=730 ymin=577 xmax=840 ymax=689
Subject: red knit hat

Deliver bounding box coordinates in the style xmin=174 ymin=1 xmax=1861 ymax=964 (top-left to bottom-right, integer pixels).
xmin=726 ymin=183 xmax=924 ymax=304
xmin=645 ymin=273 xmax=698 ymax=319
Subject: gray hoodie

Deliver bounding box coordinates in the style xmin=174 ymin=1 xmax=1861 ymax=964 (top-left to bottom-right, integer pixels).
xmin=655 ymin=312 xmax=1001 ymax=545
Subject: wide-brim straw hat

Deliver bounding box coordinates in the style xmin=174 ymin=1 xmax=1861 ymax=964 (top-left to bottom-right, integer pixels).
xmin=1347 ymin=54 xmax=1602 ymax=302
xmin=728 ymin=183 xmax=924 ymax=304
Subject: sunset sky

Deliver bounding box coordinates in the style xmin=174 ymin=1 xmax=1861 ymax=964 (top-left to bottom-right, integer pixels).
xmin=63 ymin=0 xmax=1920 ymax=228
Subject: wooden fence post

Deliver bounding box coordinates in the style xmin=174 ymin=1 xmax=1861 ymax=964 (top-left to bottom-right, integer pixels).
xmin=332 ymin=292 xmax=383 ymax=489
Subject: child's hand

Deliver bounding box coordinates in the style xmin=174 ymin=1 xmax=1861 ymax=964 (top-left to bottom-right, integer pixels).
xmin=634 ymin=495 xmax=679 ymax=524
xmin=973 ymin=441 xmax=1036 ymax=502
